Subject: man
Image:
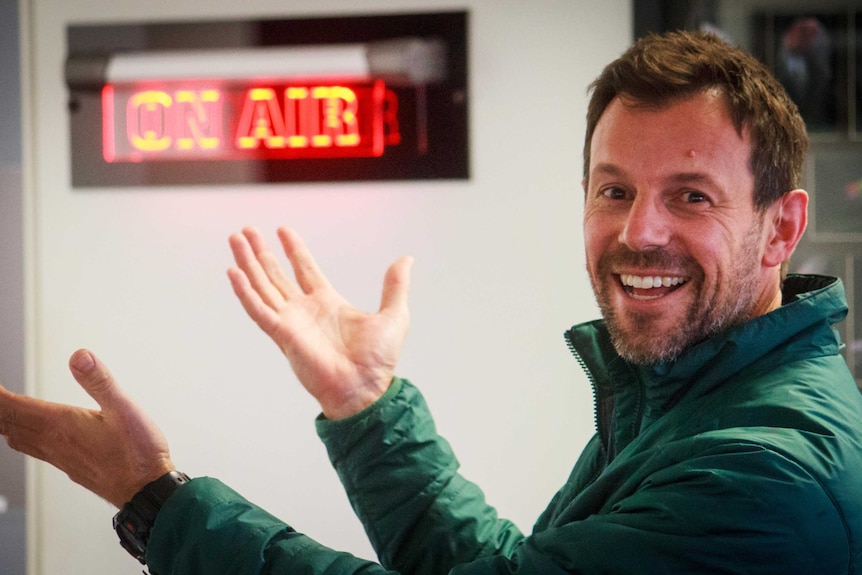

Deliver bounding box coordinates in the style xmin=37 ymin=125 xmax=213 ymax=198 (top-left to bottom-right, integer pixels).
xmin=2 ymin=31 xmax=861 ymax=573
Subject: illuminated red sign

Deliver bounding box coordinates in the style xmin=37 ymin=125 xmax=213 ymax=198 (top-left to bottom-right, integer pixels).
xmin=102 ymin=79 xmax=401 ymax=162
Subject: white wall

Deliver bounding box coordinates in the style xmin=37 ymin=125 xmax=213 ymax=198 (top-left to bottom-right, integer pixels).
xmin=21 ymin=0 xmax=631 ymax=573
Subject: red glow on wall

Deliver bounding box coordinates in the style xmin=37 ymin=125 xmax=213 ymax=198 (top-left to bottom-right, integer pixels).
xmin=103 ymin=79 xmax=399 ymax=162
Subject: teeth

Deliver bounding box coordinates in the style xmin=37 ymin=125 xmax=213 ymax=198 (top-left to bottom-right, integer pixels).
xmin=620 ymin=274 xmax=686 ymax=289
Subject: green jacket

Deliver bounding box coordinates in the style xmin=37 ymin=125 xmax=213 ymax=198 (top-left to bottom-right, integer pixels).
xmin=148 ymin=274 xmax=862 ymax=574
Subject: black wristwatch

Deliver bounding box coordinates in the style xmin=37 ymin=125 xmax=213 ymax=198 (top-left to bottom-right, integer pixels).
xmin=113 ymin=471 xmax=191 ymax=564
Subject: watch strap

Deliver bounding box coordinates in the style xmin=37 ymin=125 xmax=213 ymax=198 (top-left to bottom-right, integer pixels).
xmin=114 ymin=471 xmax=191 ymax=564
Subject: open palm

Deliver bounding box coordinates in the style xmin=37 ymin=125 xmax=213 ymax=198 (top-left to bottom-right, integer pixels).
xmin=227 ymin=227 xmax=413 ymax=419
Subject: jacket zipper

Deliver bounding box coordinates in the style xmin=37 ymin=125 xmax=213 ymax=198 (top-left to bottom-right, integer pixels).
xmin=565 ymin=331 xmax=605 ymax=448
xmin=565 ymin=329 xmax=646 ymax=458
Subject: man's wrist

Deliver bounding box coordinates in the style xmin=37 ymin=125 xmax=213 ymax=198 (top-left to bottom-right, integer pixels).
xmin=319 ymin=377 xmax=395 ymax=420
xmin=113 ymin=471 xmax=191 ymax=565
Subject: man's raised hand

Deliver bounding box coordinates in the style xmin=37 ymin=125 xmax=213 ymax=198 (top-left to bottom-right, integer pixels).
xmin=227 ymin=227 xmax=413 ymax=419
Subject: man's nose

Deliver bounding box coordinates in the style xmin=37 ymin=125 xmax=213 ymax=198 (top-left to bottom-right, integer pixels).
xmin=618 ymin=194 xmax=671 ymax=251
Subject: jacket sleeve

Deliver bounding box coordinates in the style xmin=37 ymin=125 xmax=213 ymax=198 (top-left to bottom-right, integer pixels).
xmin=315 ymin=378 xmax=525 ymax=574
xmin=145 ymin=477 xmax=397 ymax=575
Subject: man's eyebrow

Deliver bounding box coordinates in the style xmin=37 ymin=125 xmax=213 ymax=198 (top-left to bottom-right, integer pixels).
xmin=667 ymin=172 xmax=716 ymax=186
xmin=591 ymin=163 xmax=624 ymax=178
xmin=590 ymin=163 xmax=718 ymax=187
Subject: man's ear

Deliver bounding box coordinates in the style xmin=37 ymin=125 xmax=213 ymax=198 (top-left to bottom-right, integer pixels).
xmin=762 ymin=189 xmax=809 ymax=268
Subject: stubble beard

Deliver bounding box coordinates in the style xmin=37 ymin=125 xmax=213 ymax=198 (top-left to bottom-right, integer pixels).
xmin=590 ymin=222 xmax=764 ymax=365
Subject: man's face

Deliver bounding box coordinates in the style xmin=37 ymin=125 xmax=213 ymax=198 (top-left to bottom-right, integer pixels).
xmin=584 ymin=91 xmax=775 ymax=365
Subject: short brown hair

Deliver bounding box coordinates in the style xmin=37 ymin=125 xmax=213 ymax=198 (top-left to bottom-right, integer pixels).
xmin=584 ymin=31 xmax=808 ymax=210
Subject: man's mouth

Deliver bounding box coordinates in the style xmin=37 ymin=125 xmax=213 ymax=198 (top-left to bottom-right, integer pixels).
xmin=619 ymin=274 xmax=688 ymax=300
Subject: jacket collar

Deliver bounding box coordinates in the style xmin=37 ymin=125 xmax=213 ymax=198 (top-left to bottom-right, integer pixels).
xmin=566 ymin=274 xmax=848 ymax=419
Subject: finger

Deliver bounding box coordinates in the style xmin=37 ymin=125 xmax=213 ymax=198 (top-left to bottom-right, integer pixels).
xmin=68 ymin=349 xmax=129 ymax=411
xmin=0 ymin=386 xmax=75 ymax=452
xmin=227 ymin=267 xmax=283 ymax=338
xmin=229 ymin=229 xmax=291 ymax=308
xmin=380 ymin=256 xmax=413 ymax=316
xmin=0 ymin=382 xmax=68 ymax=435
xmin=241 ymin=227 xmax=299 ymax=299
xmin=277 ymin=227 xmax=331 ymax=293
xmin=0 ymin=385 xmax=28 ymax=438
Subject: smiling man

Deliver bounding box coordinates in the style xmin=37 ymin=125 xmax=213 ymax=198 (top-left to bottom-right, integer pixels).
xmin=2 ymin=31 xmax=862 ymax=575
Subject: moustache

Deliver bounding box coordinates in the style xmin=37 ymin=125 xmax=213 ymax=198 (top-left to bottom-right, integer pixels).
xmin=597 ymin=247 xmax=699 ymax=277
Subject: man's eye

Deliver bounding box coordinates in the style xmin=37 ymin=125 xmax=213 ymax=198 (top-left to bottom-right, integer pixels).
xmin=602 ymin=187 xmax=628 ymax=200
xmin=683 ymin=190 xmax=708 ymax=203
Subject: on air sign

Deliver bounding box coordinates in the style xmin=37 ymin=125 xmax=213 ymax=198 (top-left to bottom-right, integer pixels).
xmin=66 ymin=12 xmax=468 ymax=186
xmin=104 ymin=80 xmax=402 ymax=162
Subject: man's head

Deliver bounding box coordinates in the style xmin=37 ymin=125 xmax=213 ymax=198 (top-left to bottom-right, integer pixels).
xmin=582 ymin=31 xmax=809 ymax=365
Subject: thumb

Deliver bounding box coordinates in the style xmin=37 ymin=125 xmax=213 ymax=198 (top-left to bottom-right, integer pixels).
xmin=68 ymin=349 xmax=124 ymax=410
xmin=379 ymin=256 xmax=413 ymax=315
